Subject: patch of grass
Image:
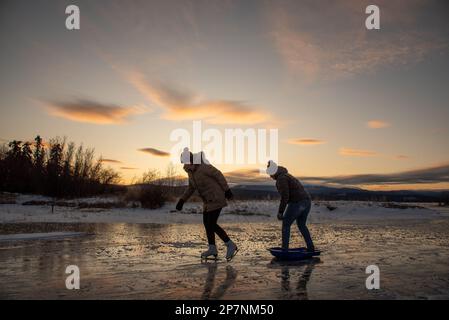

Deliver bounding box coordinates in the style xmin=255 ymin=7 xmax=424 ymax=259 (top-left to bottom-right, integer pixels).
xmin=125 ymin=185 xmax=167 ymax=209
xmin=381 ymin=203 xmax=424 ymax=210
xmin=0 ymin=193 xmax=16 ymax=204
xmin=22 ymin=200 xmax=50 ymax=206
xmin=77 ymin=201 xmax=127 ymax=209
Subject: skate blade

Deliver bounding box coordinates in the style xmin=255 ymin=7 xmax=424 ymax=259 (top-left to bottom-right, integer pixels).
xmin=226 ymin=248 xmax=239 ymax=262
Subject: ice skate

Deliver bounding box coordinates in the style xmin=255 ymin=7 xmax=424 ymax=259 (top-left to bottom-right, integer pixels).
xmin=201 ymin=244 xmax=218 ymax=260
xmin=225 ymin=240 xmax=238 ymax=262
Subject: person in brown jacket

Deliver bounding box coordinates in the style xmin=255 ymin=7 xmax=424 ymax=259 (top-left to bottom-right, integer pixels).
xmin=267 ymin=160 xmax=315 ymax=252
xmin=176 ymin=148 xmax=238 ymax=261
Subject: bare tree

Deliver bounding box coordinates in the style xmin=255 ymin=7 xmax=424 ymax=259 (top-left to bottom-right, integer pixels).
xmin=0 ymin=135 xmax=120 ymax=198
xmin=140 ymin=169 xmax=161 ymax=185
xmin=0 ymin=143 xmax=7 ymax=160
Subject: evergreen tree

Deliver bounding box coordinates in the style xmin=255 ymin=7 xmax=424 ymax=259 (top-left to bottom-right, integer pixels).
xmin=0 ymin=135 xmax=120 ymax=197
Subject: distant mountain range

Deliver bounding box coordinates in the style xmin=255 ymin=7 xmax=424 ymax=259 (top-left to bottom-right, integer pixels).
xmin=125 ymin=182 xmax=448 ymax=203
xmin=231 ymin=184 xmax=449 ymax=202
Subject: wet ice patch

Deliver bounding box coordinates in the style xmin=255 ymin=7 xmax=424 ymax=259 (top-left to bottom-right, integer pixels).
xmin=0 ymin=231 xmax=89 ymax=242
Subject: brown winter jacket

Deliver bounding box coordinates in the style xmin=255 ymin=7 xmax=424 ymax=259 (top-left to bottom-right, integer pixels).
xmin=181 ymin=164 xmax=230 ymax=212
xmin=272 ymin=166 xmax=310 ymax=214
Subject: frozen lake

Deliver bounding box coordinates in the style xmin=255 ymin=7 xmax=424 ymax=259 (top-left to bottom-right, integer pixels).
xmin=1 ymin=218 xmax=449 ymax=299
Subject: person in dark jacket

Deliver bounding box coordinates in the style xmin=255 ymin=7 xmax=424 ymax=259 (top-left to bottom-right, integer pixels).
xmin=266 ymin=160 xmax=315 ymax=252
xmin=176 ymin=148 xmax=238 ymax=261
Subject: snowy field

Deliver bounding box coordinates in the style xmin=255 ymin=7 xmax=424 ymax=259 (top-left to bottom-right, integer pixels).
xmin=0 ymin=194 xmax=445 ymax=224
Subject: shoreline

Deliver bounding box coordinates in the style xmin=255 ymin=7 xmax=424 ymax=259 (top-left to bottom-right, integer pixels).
xmin=0 ymin=196 xmax=445 ymax=225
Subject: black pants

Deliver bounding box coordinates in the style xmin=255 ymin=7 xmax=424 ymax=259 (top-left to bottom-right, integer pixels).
xmin=203 ymin=208 xmax=230 ymax=245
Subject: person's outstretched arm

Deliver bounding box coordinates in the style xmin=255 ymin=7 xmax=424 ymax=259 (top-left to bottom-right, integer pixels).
xmin=181 ymin=178 xmax=196 ymax=201
xmin=177 ymin=178 xmax=196 ymax=210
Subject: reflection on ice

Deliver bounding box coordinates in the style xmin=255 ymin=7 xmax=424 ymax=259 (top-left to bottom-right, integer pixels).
xmin=268 ymin=258 xmax=320 ymax=300
xmin=0 ymin=220 xmax=449 ymax=299
xmin=201 ymin=263 xmax=237 ymax=300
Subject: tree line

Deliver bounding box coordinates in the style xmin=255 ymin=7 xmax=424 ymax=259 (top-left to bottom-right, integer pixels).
xmin=0 ymin=135 xmax=120 ymax=198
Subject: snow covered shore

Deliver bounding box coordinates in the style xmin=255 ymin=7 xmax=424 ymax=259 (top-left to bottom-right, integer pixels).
xmin=0 ymin=194 xmax=443 ymax=224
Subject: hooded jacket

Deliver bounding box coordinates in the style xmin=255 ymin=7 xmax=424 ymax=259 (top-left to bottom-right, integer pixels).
xmin=181 ymin=163 xmax=229 ymax=212
xmin=273 ymin=166 xmax=310 ymax=213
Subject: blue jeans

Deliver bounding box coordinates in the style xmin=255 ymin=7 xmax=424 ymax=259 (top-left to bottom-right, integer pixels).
xmin=282 ymin=200 xmax=314 ymax=250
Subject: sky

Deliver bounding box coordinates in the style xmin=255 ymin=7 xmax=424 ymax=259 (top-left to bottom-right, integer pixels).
xmin=1 ymin=0 xmax=449 ymax=190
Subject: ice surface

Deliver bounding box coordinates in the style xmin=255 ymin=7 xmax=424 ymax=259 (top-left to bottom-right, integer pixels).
xmin=0 ymin=231 xmax=89 ymax=241
xmin=0 ymin=220 xmax=449 ymax=299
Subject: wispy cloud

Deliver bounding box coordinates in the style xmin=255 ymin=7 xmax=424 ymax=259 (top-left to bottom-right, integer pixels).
xmin=100 ymin=159 xmax=123 ymax=164
xmin=126 ymin=71 xmax=272 ymax=125
xmin=224 ymin=163 xmax=449 ymax=187
xmin=45 ymin=99 xmax=149 ymax=125
xmin=367 ymin=120 xmax=390 ymax=129
xmin=120 ymin=167 xmax=138 ymax=170
xmin=288 ymin=138 xmax=326 ymax=145
xmin=138 ymin=147 xmax=170 ymax=157
xmin=224 ymin=168 xmax=266 ymax=184
xmin=395 ymin=155 xmax=410 ymax=160
xmin=304 ymin=163 xmax=449 ymax=186
xmin=268 ymin=0 xmax=448 ymax=80
xmin=340 ymin=147 xmax=378 ymax=157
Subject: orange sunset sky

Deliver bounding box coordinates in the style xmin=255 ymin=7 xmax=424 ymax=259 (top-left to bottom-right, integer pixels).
xmin=1 ymin=0 xmax=449 ymax=190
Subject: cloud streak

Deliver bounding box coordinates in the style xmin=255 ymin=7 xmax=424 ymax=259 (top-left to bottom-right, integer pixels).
xmin=127 ymin=71 xmax=272 ymax=125
xmin=100 ymin=159 xmax=123 ymax=164
xmin=367 ymin=120 xmax=390 ymax=129
xmin=224 ymin=163 xmax=449 ymax=187
xmin=138 ymin=147 xmax=170 ymax=157
xmin=45 ymin=99 xmax=149 ymax=125
xmin=224 ymin=168 xmax=266 ymax=184
xmin=304 ymin=163 xmax=449 ymax=186
xmin=339 ymin=147 xmax=378 ymax=157
xmin=289 ymin=138 xmax=326 ymax=145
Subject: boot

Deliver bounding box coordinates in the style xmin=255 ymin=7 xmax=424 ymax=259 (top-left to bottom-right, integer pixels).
xmin=201 ymin=244 xmax=218 ymax=259
xmin=225 ymin=240 xmax=238 ymax=262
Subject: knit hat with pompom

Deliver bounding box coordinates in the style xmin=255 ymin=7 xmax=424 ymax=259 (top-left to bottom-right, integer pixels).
xmin=266 ymin=160 xmax=278 ymax=176
xmin=180 ymin=147 xmax=193 ymax=164
xmin=180 ymin=148 xmax=210 ymax=164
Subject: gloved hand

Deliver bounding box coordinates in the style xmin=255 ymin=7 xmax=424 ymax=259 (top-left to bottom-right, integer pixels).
xmin=225 ymin=189 xmax=234 ymax=200
xmin=176 ymin=199 xmax=184 ymax=211
xmin=277 ymin=212 xmax=283 ymax=220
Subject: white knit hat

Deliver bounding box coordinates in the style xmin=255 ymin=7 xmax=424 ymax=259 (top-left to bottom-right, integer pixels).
xmin=198 ymin=151 xmax=210 ymax=164
xmin=180 ymin=147 xmax=192 ymax=164
xmin=181 ymin=148 xmax=210 ymax=164
xmin=266 ymin=160 xmax=278 ymax=176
